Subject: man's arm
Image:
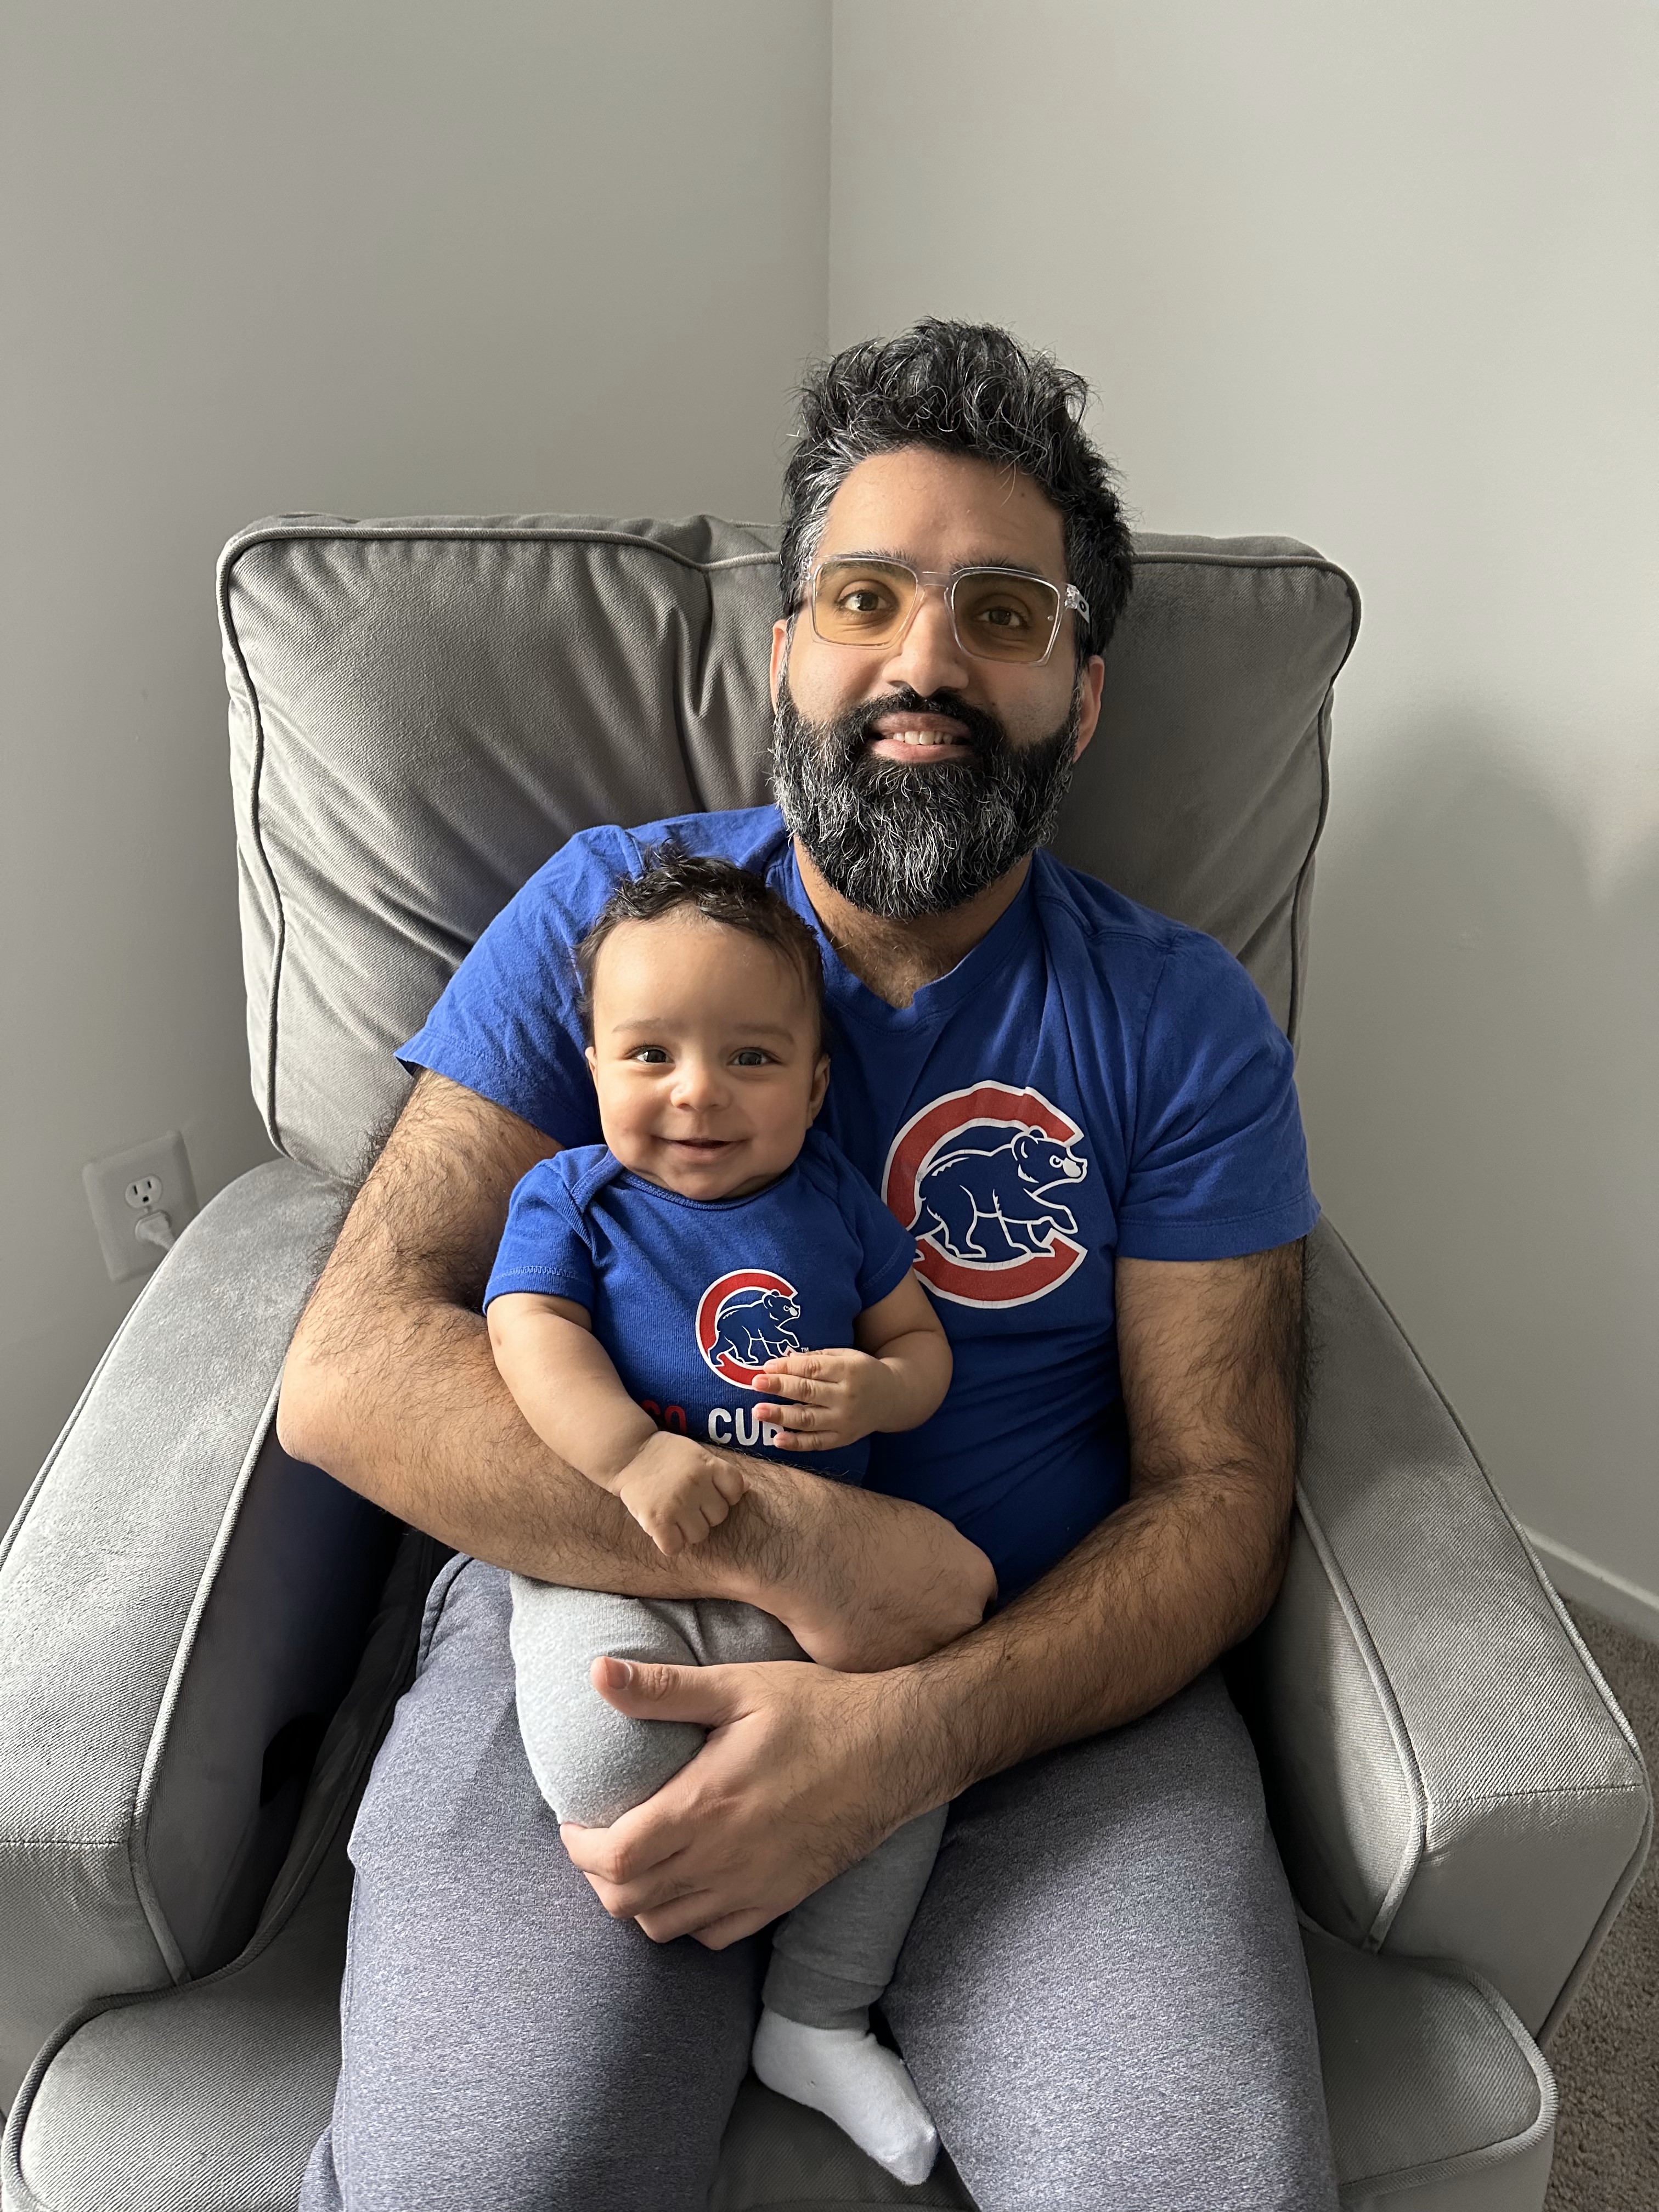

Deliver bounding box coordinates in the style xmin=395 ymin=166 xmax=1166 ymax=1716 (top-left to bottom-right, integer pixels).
xmin=559 ymin=1240 xmax=1302 ymax=1945
xmin=898 ymin=1238 xmax=1302 ymax=1788
xmin=276 ymin=1070 xmax=995 ymax=1667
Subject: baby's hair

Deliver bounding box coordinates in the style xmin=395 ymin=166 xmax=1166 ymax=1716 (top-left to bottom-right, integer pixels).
xmin=575 ymin=843 xmax=827 ymax=1047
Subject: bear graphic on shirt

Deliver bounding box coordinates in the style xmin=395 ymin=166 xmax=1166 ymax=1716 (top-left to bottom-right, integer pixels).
xmin=708 ymin=1284 xmax=803 ymax=1373
xmin=911 ymin=1123 xmax=1088 ymax=1266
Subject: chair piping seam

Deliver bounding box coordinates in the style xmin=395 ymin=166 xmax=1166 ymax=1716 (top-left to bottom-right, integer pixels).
xmin=128 ymin=1375 xmax=285 ymax=1984
xmin=216 ymin=543 xmax=287 ymax=1150
xmin=1291 ymin=1472 xmax=1429 ymax=1945
xmin=1427 ymin=1780 xmax=1650 ymax=1809
xmin=0 ymin=1836 xmax=140 ymax=1850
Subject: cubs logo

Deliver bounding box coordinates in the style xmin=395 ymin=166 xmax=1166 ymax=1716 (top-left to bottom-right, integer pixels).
xmin=883 ymin=1082 xmax=1089 ymax=1308
xmin=696 ymin=1269 xmax=804 ymax=1387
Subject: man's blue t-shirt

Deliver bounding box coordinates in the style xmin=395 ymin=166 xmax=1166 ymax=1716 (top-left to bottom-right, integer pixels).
xmin=403 ymin=806 xmax=1319 ymax=1598
xmin=483 ymin=1130 xmax=918 ymax=1485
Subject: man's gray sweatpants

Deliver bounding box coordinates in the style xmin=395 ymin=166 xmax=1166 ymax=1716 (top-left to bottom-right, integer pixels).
xmin=301 ymin=1559 xmax=1338 ymax=2212
xmin=507 ymin=1575 xmax=947 ymax=2031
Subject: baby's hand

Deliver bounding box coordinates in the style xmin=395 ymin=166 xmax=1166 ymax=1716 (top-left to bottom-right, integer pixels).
xmin=751 ymin=1350 xmax=900 ymax=1452
xmin=614 ymin=1431 xmax=748 ymax=1555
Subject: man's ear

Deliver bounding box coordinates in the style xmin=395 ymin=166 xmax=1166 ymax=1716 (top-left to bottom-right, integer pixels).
xmin=770 ymin=617 xmax=793 ymax=712
xmin=1070 ymin=653 xmax=1107 ymax=763
xmin=806 ymin=1049 xmax=831 ymax=1123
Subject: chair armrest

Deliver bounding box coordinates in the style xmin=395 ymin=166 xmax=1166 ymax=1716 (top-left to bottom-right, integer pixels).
xmin=0 ymin=1161 xmax=396 ymax=2108
xmin=1244 ymin=1218 xmax=1651 ymax=2039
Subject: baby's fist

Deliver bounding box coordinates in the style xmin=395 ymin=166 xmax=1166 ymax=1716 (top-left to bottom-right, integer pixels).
xmin=616 ymin=1432 xmax=747 ymax=1555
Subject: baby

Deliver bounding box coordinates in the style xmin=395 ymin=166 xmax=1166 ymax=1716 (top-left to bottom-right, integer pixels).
xmin=485 ymin=849 xmax=955 ymax=2185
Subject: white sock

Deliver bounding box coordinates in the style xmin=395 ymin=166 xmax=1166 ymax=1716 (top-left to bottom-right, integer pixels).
xmin=752 ymin=2006 xmax=940 ymax=2186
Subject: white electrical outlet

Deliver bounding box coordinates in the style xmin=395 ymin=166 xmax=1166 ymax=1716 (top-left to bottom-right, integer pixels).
xmin=83 ymin=1132 xmax=199 ymax=1282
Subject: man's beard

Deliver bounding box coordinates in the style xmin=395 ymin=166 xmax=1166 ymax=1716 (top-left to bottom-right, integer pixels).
xmin=770 ymin=670 xmax=1081 ymax=920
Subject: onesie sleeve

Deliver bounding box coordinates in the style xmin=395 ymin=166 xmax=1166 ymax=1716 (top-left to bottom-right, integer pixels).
xmin=483 ymin=1158 xmax=597 ymax=1311
xmin=1114 ymin=931 xmax=1319 ymax=1262
xmin=837 ymin=1149 xmax=925 ymax=1308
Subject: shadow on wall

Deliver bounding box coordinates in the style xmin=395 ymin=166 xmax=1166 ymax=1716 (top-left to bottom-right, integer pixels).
xmin=1295 ymin=727 xmax=1658 ymax=1581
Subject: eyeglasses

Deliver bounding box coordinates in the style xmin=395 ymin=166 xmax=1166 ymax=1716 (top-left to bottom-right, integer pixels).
xmin=805 ymin=557 xmax=1089 ymax=667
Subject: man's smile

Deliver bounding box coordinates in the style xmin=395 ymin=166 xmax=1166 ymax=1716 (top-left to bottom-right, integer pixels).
xmin=865 ymin=707 xmax=974 ymax=764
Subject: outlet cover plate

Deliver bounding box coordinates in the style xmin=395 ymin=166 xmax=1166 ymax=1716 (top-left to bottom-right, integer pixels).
xmin=83 ymin=1132 xmax=199 ymax=1283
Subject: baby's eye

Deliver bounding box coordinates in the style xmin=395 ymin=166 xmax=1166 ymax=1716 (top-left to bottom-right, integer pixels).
xmin=731 ymin=1047 xmax=774 ymax=1068
xmin=628 ymin=1046 xmax=670 ymax=1064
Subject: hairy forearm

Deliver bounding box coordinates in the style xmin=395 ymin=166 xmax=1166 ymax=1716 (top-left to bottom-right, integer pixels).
xmin=281 ymin=1287 xmax=992 ymax=1662
xmin=877 ymin=1242 xmax=1304 ymax=1818
xmin=286 ymin=1291 xmax=778 ymax=1592
xmin=887 ymin=1463 xmax=1289 ymax=1813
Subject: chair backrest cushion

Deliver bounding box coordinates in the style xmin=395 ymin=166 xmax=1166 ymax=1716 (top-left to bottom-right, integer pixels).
xmin=218 ymin=515 xmax=1358 ymax=1181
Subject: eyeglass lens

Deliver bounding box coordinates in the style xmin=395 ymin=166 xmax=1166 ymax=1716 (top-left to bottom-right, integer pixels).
xmin=812 ymin=558 xmax=1061 ymax=664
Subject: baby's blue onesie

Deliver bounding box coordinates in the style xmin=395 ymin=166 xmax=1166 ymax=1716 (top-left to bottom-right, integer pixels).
xmin=486 ymin=1126 xmax=918 ymax=1479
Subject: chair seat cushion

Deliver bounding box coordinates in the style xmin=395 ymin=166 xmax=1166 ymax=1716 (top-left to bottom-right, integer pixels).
xmin=4 ymin=1850 xmax=1553 ymax=2212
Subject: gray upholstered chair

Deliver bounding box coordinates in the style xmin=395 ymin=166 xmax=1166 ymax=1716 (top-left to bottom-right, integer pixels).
xmin=2 ymin=517 xmax=1649 ymax=2212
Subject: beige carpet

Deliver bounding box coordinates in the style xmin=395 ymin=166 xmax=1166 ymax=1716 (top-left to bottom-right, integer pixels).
xmin=1541 ymin=1601 xmax=1658 ymax=2212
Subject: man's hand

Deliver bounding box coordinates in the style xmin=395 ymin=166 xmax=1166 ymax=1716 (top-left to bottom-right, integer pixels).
xmin=559 ymin=1654 xmax=918 ymax=1947
xmin=752 ymin=1348 xmax=901 ymax=1451
xmin=615 ymin=1432 xmax=748 ymax=1555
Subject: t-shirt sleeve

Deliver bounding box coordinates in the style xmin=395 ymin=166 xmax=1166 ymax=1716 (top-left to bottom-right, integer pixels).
xmin=1115 ymin=932 xmax=1319 ymax=1262
xmin=483 ymin=1160 xmax=596 ymax=1310
xmin=398 ymin=825 xmax=646 ymax=1146
xmin=837 ymin=1151 xmax=924 ymax=1308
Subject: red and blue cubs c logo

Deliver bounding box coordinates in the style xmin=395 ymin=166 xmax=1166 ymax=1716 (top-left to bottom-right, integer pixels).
xmin=696 ymin=1269 xmax=804 ymax=1387
xmin=883 ymin=1083 xmax=1089 ymax=1309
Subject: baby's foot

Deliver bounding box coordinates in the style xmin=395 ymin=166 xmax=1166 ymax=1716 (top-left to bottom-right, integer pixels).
xmin=752 ymin=2006 xmax=939 ymax=2185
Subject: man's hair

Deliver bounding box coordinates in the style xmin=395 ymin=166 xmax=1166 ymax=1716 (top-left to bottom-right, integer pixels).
xmin=780 ymin=319 xmax=1135 ymax=664
xmin=575 ymin=845 xmax=826 ymax=1046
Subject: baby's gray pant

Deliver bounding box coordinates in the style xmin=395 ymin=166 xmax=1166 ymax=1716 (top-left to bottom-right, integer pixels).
xmin=508 ymin=1575 xmax=947 ymax=2032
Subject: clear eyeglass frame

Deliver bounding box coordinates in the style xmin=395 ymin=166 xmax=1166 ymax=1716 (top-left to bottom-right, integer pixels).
xmin=805 ymin=557 xmax=1091 ymax=667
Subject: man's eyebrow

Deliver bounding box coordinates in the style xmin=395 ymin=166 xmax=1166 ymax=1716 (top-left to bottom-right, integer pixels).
xmin=824 ymin=544 xmax=1057 ymax=578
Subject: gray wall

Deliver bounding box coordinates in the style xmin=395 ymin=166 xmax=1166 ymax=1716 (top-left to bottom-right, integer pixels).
xmin=0 ymin=0 xmax=830 ymax=1521
xmin=830 ymin=0 xmax=1659 ymax=1613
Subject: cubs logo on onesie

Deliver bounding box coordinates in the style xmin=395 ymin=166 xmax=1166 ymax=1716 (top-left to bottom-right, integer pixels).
xmin=697 ymin=1270 xmax=805 ymax=1385
xmin=409 ymin=806 xmax=1319 ymax=1602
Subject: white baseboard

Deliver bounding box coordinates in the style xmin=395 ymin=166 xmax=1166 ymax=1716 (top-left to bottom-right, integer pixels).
xmin=1522 ymin=1526 xmax=1659 ymax=1644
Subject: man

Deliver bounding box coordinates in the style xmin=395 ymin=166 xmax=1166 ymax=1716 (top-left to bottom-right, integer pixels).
xmin=284 ymin=320 xmax=1339 ymax=2210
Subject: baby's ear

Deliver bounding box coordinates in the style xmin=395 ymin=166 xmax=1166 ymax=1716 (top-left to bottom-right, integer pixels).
xmin=807 ymin=1051 xmax=831 ymax=1122
xmin=585 ymin=1045 xmax=599 ymax=1077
